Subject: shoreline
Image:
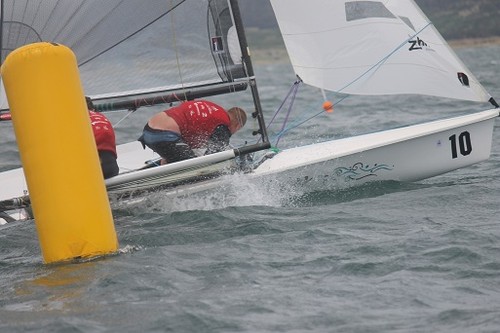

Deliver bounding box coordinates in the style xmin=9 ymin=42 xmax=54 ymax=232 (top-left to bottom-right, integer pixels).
xmin=249 ymin=34 xmax=500 ymax=64
xmin=448 ymin=36 xmax=500 ymax=48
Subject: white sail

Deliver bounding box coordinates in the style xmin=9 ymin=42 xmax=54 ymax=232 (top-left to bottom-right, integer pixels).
xmin=269 ymin=0 xmax=492 ymax=102
xmin=0 ymin=0 xmax=247 ymax=110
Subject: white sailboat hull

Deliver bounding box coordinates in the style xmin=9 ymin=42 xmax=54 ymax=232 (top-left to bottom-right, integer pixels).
xmin=253 ymin=109 xmax=497 ymax=188
xmin=2 ymin=109 xmax=497 ymax=223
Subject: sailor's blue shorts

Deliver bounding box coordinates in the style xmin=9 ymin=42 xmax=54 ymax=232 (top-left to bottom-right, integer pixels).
xmin=138 ymin=124 xmax=195 ymax=163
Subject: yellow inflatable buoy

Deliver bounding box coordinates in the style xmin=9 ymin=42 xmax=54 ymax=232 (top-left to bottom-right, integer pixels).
xmin=1 ymin=42 xmax=118 ymax=264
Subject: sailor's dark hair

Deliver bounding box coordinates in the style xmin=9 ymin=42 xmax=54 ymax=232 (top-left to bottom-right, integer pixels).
xmin=85 ymin=96 xmax=95 ymax=110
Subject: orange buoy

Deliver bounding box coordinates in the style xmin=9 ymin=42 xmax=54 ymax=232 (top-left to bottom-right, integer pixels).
xmin=323 ymin=100 xmax=334 ymax=113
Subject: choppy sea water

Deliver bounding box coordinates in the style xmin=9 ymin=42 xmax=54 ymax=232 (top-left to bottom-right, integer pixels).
xmin=0 ymin=44 xmax=499 ymax=332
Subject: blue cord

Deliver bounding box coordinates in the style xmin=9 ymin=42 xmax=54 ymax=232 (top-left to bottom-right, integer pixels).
xmin=270 ymin=22 xmax=434 ymax=147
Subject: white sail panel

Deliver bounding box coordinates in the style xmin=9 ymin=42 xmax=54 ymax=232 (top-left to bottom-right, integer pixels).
xmin=0 ymin=0 xmax=247 ymax=110
xmin=270 ymin=0 xmax=491 ymax=102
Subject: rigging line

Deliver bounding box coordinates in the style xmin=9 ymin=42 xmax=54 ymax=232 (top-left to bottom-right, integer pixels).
xmin=112 ymin=109 xmax=135 ymax=129
xmin=253 ymin=79 xmax=300 ymax=145
xmin=79 ymin=0 xmax=189 ymax=67
xmin=52 ymin=2 xmax=86 ymax=42
xmin=170 ymin=0 xmax=187 ymax=102
xmin=0 ymin=2 xmax=37 ymax=63
xmin=266 ymin=78 xmax=302 ymax=129
xmin=22 ymin=1 xmax=43 ymax=47
xmin=12 ymin=0 xmax=41 ymax=49
xmin=14 ymin=0 xmax=28 ymax=49
xmin=270 ymin=23 xmax=435 ymax=142
xmin=335 ymin=22 xmax=433 ymax=94
xmin=275 ymin=80 xmax=300 ymax=147
xmin=38 ymin=1 xmax=57 ymax=41
xmin=273 ymin=95 xmax=349 ymax=142
xmin=4 ymin=21 xmax=42 ymax=51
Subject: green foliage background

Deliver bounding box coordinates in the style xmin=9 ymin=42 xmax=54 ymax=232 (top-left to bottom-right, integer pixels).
xmin=240 ymin=0 xmax=500 ymax=40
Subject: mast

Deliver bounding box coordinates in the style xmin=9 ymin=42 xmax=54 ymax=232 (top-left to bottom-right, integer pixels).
xmin=229 ymin=0 xmax=270 ymax=147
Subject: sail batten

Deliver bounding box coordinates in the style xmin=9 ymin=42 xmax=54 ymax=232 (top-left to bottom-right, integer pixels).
xmin=270 ymin=0 xmax=491 ymax=102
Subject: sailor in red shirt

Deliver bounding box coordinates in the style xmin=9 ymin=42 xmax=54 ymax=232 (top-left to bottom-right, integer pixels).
xmin=139 ymin=100 xmax=247 ymax=164
xmin=86 ymin=96 xmax=119 ymax=179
